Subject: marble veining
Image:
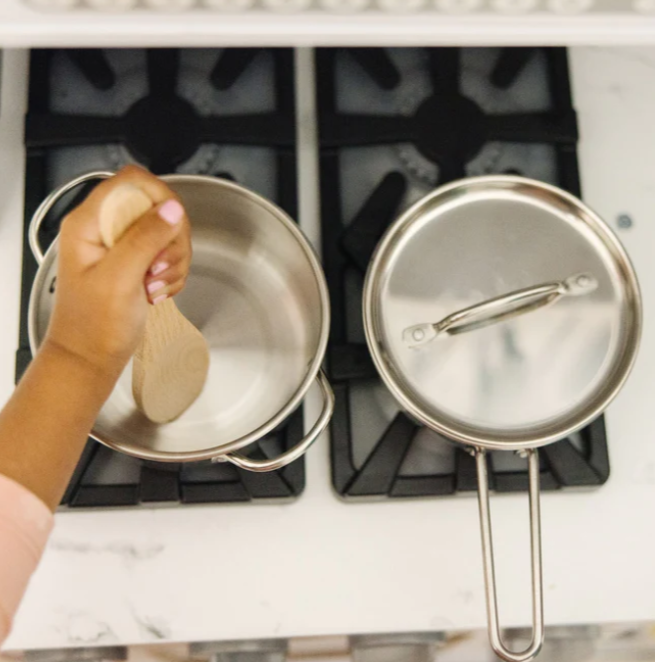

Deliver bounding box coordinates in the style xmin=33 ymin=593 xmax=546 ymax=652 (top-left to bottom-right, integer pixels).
xmin=49 ymin=539 xmax=165 ymax=562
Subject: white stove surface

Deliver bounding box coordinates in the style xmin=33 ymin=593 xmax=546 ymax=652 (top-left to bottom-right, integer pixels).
xmin=2 ymin=46 xmax=655 ymax=651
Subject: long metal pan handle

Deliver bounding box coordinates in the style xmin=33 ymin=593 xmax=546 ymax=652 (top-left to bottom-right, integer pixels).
xmin=29 ymin=170 xmax=115 ymax=265
xmin=217 ymin=370 xmax=334 ymax=473
xmin=403 ymin=273 xmax=597 ymax=349
xmin=476 ymin=449 xmax=544 ymax=662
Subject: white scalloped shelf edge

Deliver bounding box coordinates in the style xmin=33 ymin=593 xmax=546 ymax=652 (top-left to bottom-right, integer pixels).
xmin=3 ymin=0 xmax=655 ymax=46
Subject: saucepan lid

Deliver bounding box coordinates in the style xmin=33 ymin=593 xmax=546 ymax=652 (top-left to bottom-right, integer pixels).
xmin=363 ymin=175 xmax=641 ymax=450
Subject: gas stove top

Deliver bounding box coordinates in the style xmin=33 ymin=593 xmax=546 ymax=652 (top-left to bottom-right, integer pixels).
xmin=316 ymin=47 xmax=610 ymax=498
xmin=16 ymin=47 xmax=304 ymax=507
xmin=15 ymin=46 xmax=610 ymax=509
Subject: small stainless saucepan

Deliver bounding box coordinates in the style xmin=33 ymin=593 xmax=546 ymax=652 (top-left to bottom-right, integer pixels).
xmin=363 ymin=176 xmax=641 ymax=662
xmin=28 ymin=171 xmax=334 ymax=472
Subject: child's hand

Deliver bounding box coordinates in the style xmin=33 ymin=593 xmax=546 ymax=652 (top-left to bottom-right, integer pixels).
xmin=44 ymin=165 xmax=192 ymax=379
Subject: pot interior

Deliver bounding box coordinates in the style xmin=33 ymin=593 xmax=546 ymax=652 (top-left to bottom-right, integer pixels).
xmin=31 ymin=177 xmax=328 ymax=461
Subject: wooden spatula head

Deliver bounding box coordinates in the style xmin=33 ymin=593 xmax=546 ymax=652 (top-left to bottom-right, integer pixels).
xmin=99 ymin=184 xmax=210 ymax=424
xmin=132 ymin=298 xmax=210 ymax=424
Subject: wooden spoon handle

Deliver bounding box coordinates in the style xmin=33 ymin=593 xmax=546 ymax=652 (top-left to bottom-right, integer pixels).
xmin=98 ymin=183 xmax=153 ymax=247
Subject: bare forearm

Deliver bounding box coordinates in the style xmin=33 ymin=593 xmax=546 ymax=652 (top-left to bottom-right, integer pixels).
xmin=0 ymin=340 xmax=119 ymax=511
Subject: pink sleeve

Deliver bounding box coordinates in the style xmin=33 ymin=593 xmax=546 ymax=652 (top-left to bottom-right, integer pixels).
xmin=0 ymin=474 xmax=53 ymax=646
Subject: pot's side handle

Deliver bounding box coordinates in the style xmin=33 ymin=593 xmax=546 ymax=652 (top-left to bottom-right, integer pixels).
xmin=29 ymin=171 xmax=115 ymax=264
xmin=476 ymin=448 xmax=544 ymax=662
xmin=216 ymin=370 xmax=334 ymax=473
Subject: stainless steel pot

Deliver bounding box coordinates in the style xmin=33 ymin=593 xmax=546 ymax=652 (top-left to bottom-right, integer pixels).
xmin=29 ymin=171 xmax=334 ymax=472
xmin=363 ymin=176 xmax=641 ymax=662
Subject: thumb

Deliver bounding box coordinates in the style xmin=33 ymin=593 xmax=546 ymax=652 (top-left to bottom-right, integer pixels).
xmin=102 ymin=199 xmax=186 ymax=283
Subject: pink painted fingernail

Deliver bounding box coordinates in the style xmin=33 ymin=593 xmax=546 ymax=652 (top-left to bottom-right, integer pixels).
xmin=150 ymin=261 xmax=169 ymax=276
xmin=147 ymin=280 xmax=166 ymax=295
xmin=159 ymin=199 xmax=184 ymax=225
xmin=152 ymin=294 xmax=167 ymax=305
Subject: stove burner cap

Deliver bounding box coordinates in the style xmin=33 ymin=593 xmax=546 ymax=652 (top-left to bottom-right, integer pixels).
xmin=414 ymin=93 xmax=486 ymax=166
xmin=125 ymin=95 xmax=201 ymax=172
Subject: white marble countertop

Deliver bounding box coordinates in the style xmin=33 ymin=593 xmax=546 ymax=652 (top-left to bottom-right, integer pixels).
xmin=2 ymin=46 xmax=655 ymax=651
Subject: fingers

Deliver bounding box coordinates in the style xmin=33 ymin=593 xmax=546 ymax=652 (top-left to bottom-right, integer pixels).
xmin=145 ymin=262 xmax=188 ymax=304
xmin=146 ymin=266 xmax=187 ymax=304
xmin=101 ymin=198 xmax=188 ymax=286
xmin=148 ymin=228 xmax=191 ymax=278
xmin=145 ymin=241 xmax=191 ymax=304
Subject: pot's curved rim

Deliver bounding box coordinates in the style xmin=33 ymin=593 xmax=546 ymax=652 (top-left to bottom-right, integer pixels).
xmin=28 ymin=173 xmax=331 ymax=463
xmin=363 ymin=174 xmax=642 ymax=452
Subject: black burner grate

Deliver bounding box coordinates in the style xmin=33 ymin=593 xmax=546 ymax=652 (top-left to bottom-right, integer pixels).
xmin=17 ymin=47 xmax=304 ymax=508
xmin=317 ymin=47 xmax=610 ymax=499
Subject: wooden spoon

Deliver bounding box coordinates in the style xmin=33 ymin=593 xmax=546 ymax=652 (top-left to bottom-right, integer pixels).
xmin=99 ymin=183 xmax=210 ymax=424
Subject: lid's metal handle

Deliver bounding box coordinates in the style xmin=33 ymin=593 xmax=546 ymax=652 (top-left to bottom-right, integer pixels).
xmin=403 ymin=274 xmax=597 ymax=348
xmin=29 ymin=171 xmax=115 ymax=265
xmin=213 ymin=370 xmax=334 ymax=472
xmin=476 ymin=448 xmax=544 ymax=662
